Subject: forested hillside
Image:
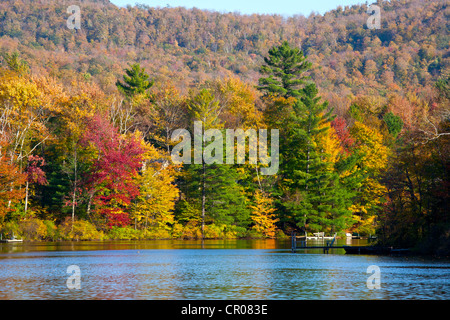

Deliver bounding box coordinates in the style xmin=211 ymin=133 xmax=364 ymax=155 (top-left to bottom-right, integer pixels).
xmin=1 ymin=0 xmax=448 ymax=100
xmin=0 ymin=0 xmax=448 ymax=255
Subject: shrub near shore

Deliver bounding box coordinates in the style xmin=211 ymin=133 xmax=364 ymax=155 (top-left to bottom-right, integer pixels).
xmin=0 ymin=218 xmax=282 ymax=241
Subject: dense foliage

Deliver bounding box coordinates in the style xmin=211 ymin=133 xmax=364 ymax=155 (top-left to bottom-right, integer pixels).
xmin=0 ymin=0 xmax=448 ymax=255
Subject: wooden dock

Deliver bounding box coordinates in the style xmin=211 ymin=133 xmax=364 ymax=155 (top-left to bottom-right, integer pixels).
xmin=291 ymin=233 xmax=404 ymax=255
xmin=291 ymin=232 xmax=339 ymax=254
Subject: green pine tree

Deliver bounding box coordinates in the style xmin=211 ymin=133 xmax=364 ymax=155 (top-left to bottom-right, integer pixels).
xmin=116 ymin=63 xmax=154 ymax=96
xmin=258 ymin=41 xmax=312 ymax=98
xmin=330 ymin=153 xmax=365 ymax=233
xmin=383 ymin=111 xmax=403 ymax=138
xmin=2 ymin=52 xmax=29 ymax=75
xmin=178 ymin=161 xmax=250 ymax=238
xmin=280 ymin=83 xmax=353 ymax=234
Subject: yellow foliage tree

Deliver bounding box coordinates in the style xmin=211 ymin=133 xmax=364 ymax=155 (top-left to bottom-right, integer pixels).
xmin=131 ymin=144 xmax=179 ymax=232
xmin=250 ymin=190 xmax=279 ymax=238
xmin=0 ymin=72 xmax=47 ymax=166
xmin=209 ymin=76 xmax=263 ymax=129
xmin=349 ymin=121 xmax=390 ymax=234
xmin=316 ymin=122 xmax=343 ymax=166
xmin=148 ymin=83 xmax=187 ymax=154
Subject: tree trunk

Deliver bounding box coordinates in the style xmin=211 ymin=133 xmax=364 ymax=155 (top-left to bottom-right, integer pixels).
xmin=71 ymin=191 xmax=76 ymax=232
xmin=87 ymin=193 xmax=93 ymax=217
xmin=305 ymin=135 xmax=311 ymax=232
xmin=24 ymin=181 xmax=29 ymax=215
xmin=72 ymin=150 xmax=77 ymax=233
xmin=201 ymin=160 xmax=206 ymax=240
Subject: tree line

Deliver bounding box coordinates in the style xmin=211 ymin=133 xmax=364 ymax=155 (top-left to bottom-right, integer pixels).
xmin=0 ymin=41 xmax=448 ymax=256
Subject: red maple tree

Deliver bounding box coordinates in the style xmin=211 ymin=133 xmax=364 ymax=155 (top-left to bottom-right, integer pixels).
xmin=331 ymin=117 xmax=355 ymax=154
xmin=81 ymin=114 xmax=145 ymax=227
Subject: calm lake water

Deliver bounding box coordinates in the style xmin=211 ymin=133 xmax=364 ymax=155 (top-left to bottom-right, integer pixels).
xmin=0 ymin=239 xmax=448 ymax=300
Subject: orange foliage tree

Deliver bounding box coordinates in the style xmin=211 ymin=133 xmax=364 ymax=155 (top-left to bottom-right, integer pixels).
xmin=0 ymin=141 xmax=26 ymax=221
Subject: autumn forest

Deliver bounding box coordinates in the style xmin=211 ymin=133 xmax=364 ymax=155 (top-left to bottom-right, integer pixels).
xmin=0 ymin=0 xmax=448 ymax=255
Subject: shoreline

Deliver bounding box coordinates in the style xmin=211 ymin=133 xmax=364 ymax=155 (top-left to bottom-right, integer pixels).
xmin=2 ymin=238 xmax=448 ymax=258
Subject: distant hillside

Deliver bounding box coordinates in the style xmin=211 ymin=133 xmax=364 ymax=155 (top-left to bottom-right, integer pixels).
xmin=0 ymin=0 xmax=448 ymax=110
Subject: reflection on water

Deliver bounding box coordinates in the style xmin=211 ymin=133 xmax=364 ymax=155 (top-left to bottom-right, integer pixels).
xmin=0 ymin=239 xmax=289 ymax=254
xmin=0 ymin=240 xmax=448 ymax=300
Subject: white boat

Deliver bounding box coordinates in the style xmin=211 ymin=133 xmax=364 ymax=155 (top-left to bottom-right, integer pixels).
xmin=0 ymin=233 xmax=23 ymax=243
xmin=0 ymin=239 xmax=23 ymax=243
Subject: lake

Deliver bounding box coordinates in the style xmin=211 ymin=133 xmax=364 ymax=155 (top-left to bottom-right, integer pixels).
xmin=0 ymin=239 xmax=448 ymax=300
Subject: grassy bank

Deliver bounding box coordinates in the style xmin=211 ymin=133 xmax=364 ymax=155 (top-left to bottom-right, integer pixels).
xmin=0 ymin=218 xmax=288 ymax=242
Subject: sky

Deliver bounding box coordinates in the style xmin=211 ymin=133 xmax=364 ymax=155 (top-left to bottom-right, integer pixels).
xmin=109 ymin=0 xmax=367 ymax=16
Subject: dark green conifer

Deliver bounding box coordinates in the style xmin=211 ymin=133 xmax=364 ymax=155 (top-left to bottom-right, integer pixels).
xmin=258 ymin=41 xmax=312 ymax=98
xmin=116 ymin=63 xmax=153 ymax=96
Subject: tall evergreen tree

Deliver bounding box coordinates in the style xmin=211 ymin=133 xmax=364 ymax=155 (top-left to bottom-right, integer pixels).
xmin=186 ymin=89 xmax=222 ymax=238
xmin=280 ymin=84 xmax=353 ymax=234
xmin=180 ymin=162 xmax=250 ymax=236
xmin=435 ymin=75 xmax=450 ymax=101
xmin=281 ymin=83 xmax=332 ymax=231
xmin=1 ymin=52 xmax=29 ymax=75
xmin=258 ymin=41 xmax=312 ymax=99
xmin=178 ymin=89 xmax=251 ymax=238
xmin=116 ymin=63 xmax=154 ymax=97
xmin=383 ymin=112 xmax=404 ymax=138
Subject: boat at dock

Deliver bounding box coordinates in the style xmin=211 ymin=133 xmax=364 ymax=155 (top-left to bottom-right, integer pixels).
xmin=0 ymin=239 xmax=23 ymax=243
xmin=0 ymin=233 xmax=23 ymax=243
xmin=291 ymin=232 xmax=410 ymax=255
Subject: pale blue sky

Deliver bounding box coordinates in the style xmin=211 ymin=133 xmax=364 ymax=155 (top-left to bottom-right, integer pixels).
xmin=110 ymin=0 xmax=367 ymax=16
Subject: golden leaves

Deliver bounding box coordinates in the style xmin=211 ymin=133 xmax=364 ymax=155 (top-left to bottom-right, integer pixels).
xmin=250 ymin=190 xmax=278 ymax=238
xmin=132 ymin=143 xmax=180 ymax=230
